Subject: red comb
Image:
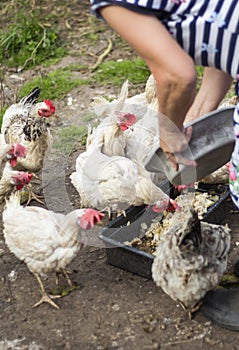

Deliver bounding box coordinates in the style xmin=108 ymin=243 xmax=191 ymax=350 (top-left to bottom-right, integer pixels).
xmin=12 ymin=172 xmax=33 ymax=190
xmin=12 ymin=143 xmax=27 ymax=158
xmin=115 ymin=112 xmax=136 ymax=131
xmin=79 ymin=209 xmax=104 ymax=230
xmin=44 ymin=100 xmax=56 ymax=114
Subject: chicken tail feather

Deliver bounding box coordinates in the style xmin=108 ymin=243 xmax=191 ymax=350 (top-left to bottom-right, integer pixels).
xmin=20 ymin=87 xmax=41 ymax=105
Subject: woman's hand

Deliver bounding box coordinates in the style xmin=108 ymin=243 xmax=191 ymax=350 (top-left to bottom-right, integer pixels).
xmin=159 ymin=122 xmax=197 ymax=171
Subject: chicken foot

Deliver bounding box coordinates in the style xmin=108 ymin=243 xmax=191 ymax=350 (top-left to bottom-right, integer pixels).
xmin=26 ymin=189 xmax=44 ymax=206
xmin=24 ymin=184 xmax=44 ymax=206
xmin=101 ymin=206 xmax=126 ymax=219
xmin=179 ymin=300 xmax=203 ymax=320
xmin=33 ymin=273 xmax=61 ymax=309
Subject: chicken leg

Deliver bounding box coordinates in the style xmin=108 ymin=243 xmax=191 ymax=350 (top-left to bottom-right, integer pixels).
xmin=56 ymin=268 xmax=74 ymax=287
xmin=26 ymin=188 xmax=44 ymax=206
xmin=33 ymin=273 xmax=61 ymax=309
xmin=21 ymin=184 xmax=45 ymax=206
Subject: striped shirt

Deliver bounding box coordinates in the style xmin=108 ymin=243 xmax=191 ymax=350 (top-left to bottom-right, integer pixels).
xmin=90 ymin=0 xmax=239 ymax=78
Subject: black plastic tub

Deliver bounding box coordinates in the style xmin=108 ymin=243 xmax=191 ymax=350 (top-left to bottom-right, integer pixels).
xmin=99 ymin=183 xmax=231 ymax=280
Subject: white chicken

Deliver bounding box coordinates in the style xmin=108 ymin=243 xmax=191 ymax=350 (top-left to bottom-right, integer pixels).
xmin=1 ymin=87 xmax=56 ymax=203
xmin=89 ymin=75 xmax=166 ymax=186
xmin=90 ymin=76 xmax=156 ymax=121
xmin=152 ymin=204 xmax=231 ymax=316
xmin=125 ymin=98 xmax=159 ymax=164
xmin=2 ymin=191 xmax=104 ymax=309
xmin=86 ymin=111 xmax=136 ymax=157
xmin=70 ymin=145 xmax=179 ymax=216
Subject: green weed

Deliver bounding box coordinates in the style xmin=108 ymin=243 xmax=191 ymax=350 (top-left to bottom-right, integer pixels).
xmin=19 ymin=68 xmax=90 ymax=100
xmin=0 ymin=2 xmax=65 ymax=69
xmin=0 ymin=107 xmax=6 ymax=129
xmin=93 ymin=58 xmax=150 ymax=86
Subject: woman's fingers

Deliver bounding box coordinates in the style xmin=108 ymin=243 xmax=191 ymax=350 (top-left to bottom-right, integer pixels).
xmin=183 ymin=126 xmax=193 ymax=143
xmin=165 ymin=150 xmax=197 ymax=171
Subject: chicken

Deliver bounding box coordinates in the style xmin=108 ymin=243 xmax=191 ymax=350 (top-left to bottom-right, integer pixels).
xmin=89 ymin=75 xmax=166 ymax=187
xmin=125 ymin=98 xmax=159 ymax=163
xmin=1 ymin=87 xmax=55 ymax=135
xmin=87 ymin=77 xmax=136 ymax=157
xmin=152 ymin=204 xmax=231 ymax=317
xmin=86 ymin=111 xmax=136 ymax=157
xmin=1 ymin=87 xmax=56 ymax=203
xmin=123 ymin=97 xmax=167 ymax=186
xmin=90 ymin=77 xmax=155 ymax=122
xmin=2 ymin=191 xmax=104 ymax=309
xmin=0 ymin=138 xmax=29 ymax=203
xmin=0 ymin=136 xmax=27 ymax=178
xmin=70 ymin=145 xmax=179 ymax=216
xmin=0 ymin=165 xmax=33 ymax=204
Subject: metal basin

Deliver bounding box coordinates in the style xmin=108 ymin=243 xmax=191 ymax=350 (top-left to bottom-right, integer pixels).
xmin=145 ymin=107 xmax=235 ymax=185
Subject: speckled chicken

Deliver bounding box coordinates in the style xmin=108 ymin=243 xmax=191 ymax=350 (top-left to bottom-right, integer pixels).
xmin=2 ymin=87 xmax=55 ymax=173
xmin=1 ymin=87 xmax=56 ymax=203
xmin=152 ymin=204 xmax=231 ymax=316
xmin=2 ymin=191 xmax=104 ymax=309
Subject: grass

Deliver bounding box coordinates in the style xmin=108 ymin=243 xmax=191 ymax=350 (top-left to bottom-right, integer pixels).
xmin=0 ymin=107 xmax=6 ymax=129
xmin=93 ymin=58 xmax=151 ymax=87
xmin=0 ymin=1 xmax=66 ymax=70
xmin=19 ymin=68 xmax=90 ymax=101
xmin=53 ymin=125 xmax=88 ymax=155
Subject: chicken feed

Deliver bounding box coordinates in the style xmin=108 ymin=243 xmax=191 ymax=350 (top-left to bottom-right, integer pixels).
xmin=124 ymin=191 xmax=219 ymax=255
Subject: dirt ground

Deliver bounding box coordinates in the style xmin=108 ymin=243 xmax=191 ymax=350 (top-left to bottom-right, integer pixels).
xmin=1 ymin=1 xmax=239 ymax=349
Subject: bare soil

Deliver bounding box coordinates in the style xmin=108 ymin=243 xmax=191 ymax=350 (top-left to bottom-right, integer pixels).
xmin=1 ymin=1 xmax=239 ymax=349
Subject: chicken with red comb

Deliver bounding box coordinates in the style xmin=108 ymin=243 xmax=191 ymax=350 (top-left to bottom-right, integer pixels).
xmin=3 ymin=192 xmax=104 ymax=309
xmin=37 ymin=99 xmax=56 ymax=118
xmin=0 ymin=136 xmax=27 ymax=176
xmin=1 ymin=87 xmax=56 ymax=204
xmin=86 ymin=110 xmax=137 ymax=157
xmin=10 ymin=172 xmax=33 ymax=190
xmin=71 ymin=145 xmax=181 ymax=217
xmin=0 ymin=166 xmax=33 ymax=204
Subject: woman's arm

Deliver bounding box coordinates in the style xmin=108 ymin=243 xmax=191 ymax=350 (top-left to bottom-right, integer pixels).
xmin=185 ymin=67 xmax=233 ymax=124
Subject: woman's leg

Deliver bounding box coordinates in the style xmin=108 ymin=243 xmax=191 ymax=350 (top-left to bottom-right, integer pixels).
xmin=101 ymin=6 xmax=197 ymax=168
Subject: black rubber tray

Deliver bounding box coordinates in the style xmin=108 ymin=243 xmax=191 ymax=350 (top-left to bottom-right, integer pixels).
xmin=99 ymin=183 xmax=231 ymax=280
